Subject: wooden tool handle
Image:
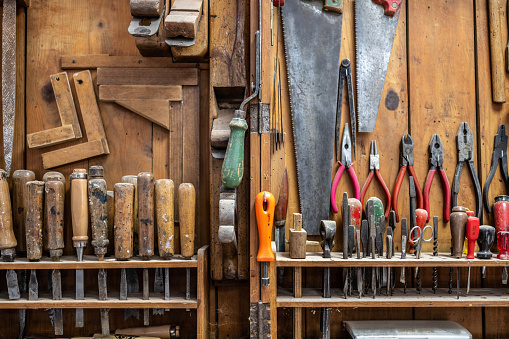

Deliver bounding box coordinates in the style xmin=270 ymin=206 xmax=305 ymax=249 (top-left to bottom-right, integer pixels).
xmin=115 ymin=324 xmax=180 ymax=338
xmin=221 ymin=111 xmax=248 ymax=189
xmin=114 ymin=183 xmax=135 ymax=260
xmin=45 ymin=180 xmax=65 ymax=261
xmin=489 ymin=0 xmax=506 ymax=103
xmin=138 ymin=172 xmax=155 ymax=259
xmin=25 ymin=181 xmax=45 ymax=261
xmin=466 ymin=217 xmax=480 ymax=259
xmin=130 ymin=0 xmax=164 ymax=17
xmin=156 ymin=179 xmax=174 ymax=259
xmin=0 ymin=169 xmax=16 ymax=254
xmin=89 ymin=166 xmax=108 ymax=260
xmin=71 ymin=169 xmax=89 ymax=245
xmin=42 ymin=171 xmax=65 ymax=184
xmin=255 ymin=191 xmax=275 ymax=262
xmin=107 ymin=190 xmax=115 ymax=256
xmin=121 ymin=175 xmax=139 ymax=253
xmin=450 ymin=206 xmax=467 ymax=258
xmin=178 ymin=183 xmax=195 ymax=258
xmin=12 ymin=170 xmax=35 ymax=253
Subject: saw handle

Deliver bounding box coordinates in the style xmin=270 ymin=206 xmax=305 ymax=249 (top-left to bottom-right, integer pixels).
xmin=256 ymin=192 xmax=275 ymax=262
xmin=373 ymin=0 xmax=403 ymax=17
xmin=221 ymin=110 xmax=248 ymax=189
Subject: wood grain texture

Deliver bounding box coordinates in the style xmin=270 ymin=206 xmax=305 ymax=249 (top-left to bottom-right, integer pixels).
xmin=12 ymin=170 xmax=35 ymax=253
xmin=50 ymin=71 xmax=82 ymax=137
xmin=61 ymin=54 xmax=209 ymax=69
xmin=115 ymin=100 xmax=170 ymax=129
xmin=26 ymin=124 xmax=76 ymax=149
xmin=99 ymin=85 xmax=182 ymax=101
xmin=96 ymin=67 xmax=199 ymax=86
xmin=170 ymin=0 xmax=208 ymax=61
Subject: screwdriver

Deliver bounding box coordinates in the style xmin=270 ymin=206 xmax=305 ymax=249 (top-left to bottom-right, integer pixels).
xmin=70 ymin=168 xmax=88 ymax=328
xmin=255 ymin=191 xmax=275 ymax=287
xmin=466 ymin=216 xmax=479 ymax=294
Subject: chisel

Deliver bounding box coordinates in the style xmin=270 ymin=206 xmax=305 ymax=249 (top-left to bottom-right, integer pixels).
xmin=70 ymin=168 xmax=88 ymax=328
xmin=320 ymin=220 xmax=335 ymax=339
xmin=88 ymin=166 xmax=109 ymax=335
xmin=121 ymin=175 xmax=140 ymax=320
xmin=138 ymin=172 xmax=155 ymax=325
xmin=43 ymin=172 xmax=65 ymax=336
xmin=0 ymin=169 xmax=20 ymax=299
xmin=26 ymin=180 xmax=44 ymax=301
xmin=114 ymin=183 xmax=135 ymax=317
xmin=156 ymin=179 xmax=174 ymax=313
xmin=179 ymin=183 xmax=196 ymax=310
xmin=274 ymin=168 xmax=288 ymax=284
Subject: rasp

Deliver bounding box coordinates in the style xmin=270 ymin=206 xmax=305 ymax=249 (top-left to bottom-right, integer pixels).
xmin=2 ymin=0 xmax=16 ymax=174
xmin=356 ymin=0 xmax=403 ymax=132
xmin=282 ymin=0 xmax=343 ymax=235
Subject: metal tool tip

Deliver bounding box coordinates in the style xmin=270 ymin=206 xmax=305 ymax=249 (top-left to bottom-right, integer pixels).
xmin=76 ymin=247 xmax=84 ymax=262
xmin=97 ymin=254 xmax=105 ymax=261
xmin=341 ymin=58 xmax=351 ymax=67
xmin=371 ymin=140 xmax=378 ymax=154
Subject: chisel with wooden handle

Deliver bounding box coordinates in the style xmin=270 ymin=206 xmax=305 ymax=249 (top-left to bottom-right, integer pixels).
xmin=13 ymin=170 xmax=35 ymax=254
xmin=138 ymin=172 xmax=155 ymax=325
xmin=156 ymin=179 xmax=174 ymax=313
xmin=26 ymin=180 xmax=44 ymax=301
xmin=115 ymin=324 xmax=180 ymax=338
xmin=71 ymin=168 xmax=88 ymax=328
xmin=179 ymin=183 xmax=195 ymax=311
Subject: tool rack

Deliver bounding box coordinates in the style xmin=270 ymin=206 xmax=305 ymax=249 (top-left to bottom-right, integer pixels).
xmin=0 ymin=246 xmax=210 ymax=337
xmin=272 ymin=250 xmax=509 ymax=337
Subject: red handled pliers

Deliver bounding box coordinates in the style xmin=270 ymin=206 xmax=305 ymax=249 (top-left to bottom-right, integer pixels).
xmin=392 ymin=134 xmax=423 ymax=221
xmin=424 ymin=134 xmax=451 ymax=222
xmin=360 ymin=140 xmax=391 ymax=218
xmin=331 ymin=123 xmax=360 ymax=213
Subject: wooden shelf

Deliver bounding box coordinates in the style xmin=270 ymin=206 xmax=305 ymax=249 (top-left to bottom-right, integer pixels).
xmin=277 ymin=287 xmax=509 ymax=308
xmin=276 ymin=252 xmax=509 ymax=268
xmin=0 ymin=291 xmax=197 ymax=309
xmin=0 ymin=255 xmax=198 ymax=269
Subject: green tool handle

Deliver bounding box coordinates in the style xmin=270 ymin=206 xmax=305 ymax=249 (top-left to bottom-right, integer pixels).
xmin=221 ymin=111 xmax=248 ymax=189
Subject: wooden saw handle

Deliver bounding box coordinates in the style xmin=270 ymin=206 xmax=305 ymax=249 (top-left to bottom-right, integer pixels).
xmin=156 ymin=179 xmax=174 ymax=259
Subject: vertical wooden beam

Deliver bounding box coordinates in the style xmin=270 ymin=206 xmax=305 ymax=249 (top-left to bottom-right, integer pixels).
xmin=293 ymin=267 xmax=302 ymax=339
xmin=197 ymin=245 xmax=210 ymax=339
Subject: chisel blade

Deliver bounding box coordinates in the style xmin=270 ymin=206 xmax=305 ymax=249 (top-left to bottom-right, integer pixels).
xmin=98 ymin=268 xmax=107 ymax=300
xmin=28 ymin=269 xmax=38 ymax=301
xmin=76 ymin=268 xmax=84 ymax=327
xmin=165 ymin=267 xmax=170 ymax=312
xmin=153 ymin=267 xmax=164 ymax=315
xmin=7 ymin=269 xmax=20 ymax=299
xmin=186 ymin=267 xmax=191 ymax=312
xmin=120 ymin=268 xmax=127 ymax=301
xmin=125 ymin=268 xmax=140 ymax=320
xmin=143 ymin=268 xmax=149 ymax=325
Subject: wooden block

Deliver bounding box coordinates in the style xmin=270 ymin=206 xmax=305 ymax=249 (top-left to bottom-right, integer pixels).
xmin=165 ymin=11 xmax=200 ymax=39
xmin=96 ymin=67 xmax=199 ymax=86
xmin=41 ymin=139 xmax=108 ymax=169
xmin=289 ymin=229 xmax=307 ymax=259
xmin=50 ymin=72 xmax=82 ymax=138
xmin=130 ymin=0 xmax=163 ymax=16
xmin=115 ymin=100 xmax=170 ymax=129
xmin=171 ymin=0 xmax=208 ymax=61
xmin=171 ymin=0 xmax=203 ymax=13
xmin=26 ymin=124 xmax=76 ymax=149
xmin=99 ymin=85 xmax=182 ymax=101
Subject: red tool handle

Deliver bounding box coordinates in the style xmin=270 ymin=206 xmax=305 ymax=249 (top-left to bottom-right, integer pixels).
xmin=424 ymin=169 xmax=451 ymax=222
xmin=255 ymin=192 xmax=275 ymax=262
xmin=407 ymin=166 xmax=424 ymax=209
xmin=410 ymin=209 xmax=428 ymax=252
xmin=392 ymin=166 xmax=406 ymax=222
xmin=360 ymin=171 xmax=375 ymax=215
xmin=347 ymin=166 xmax=361 ymax=201
xmin=373 ymin=0 xmax=403 ymax=17
xmin=273 ymin=0 xmax=284 ymax=6
xmin=331 ymin=163 xmax=346 ymax=213
xmin=375 ymin=170 xmax=392 ymax=219
xmin=466 ymin=217 xmax=479 ymax=259
xmin=423 ymin=169 xmax=435 ymax=222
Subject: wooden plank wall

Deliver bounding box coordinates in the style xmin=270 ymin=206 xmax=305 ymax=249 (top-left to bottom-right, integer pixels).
xmin=275 ymin=0 xmax=509 ymax=338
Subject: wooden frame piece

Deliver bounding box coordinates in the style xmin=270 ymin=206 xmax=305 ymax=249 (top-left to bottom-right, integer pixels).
xmin=96 ymin=67 xmax=199 ymax=86
xmin=26 ymin=72 xmax=82 ymax=149
xmin=41 ymin=70 xmax=109 ymax=169
xmin=60 ymin=54 xmax=209 ymax=69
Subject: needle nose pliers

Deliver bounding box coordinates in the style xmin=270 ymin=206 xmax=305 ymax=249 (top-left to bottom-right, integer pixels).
xmin=483 ymin=124 xmax=509 ymax=213
xmin=451 ymin=122 xmax=482 ymax=218
xmin=392 ymin=134 xmax=423 ymax=222
xmin=360 ymin=140 xmax=391 ymax=219
xmin=424 ymin=134 xmax=451 ymax=222
xmin=330 ymin=123 xmax=360 ymax=213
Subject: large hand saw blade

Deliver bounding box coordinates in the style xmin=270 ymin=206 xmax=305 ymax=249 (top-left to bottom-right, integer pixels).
xmin=282 ymin=1 xmax=342 ymax=235
xmin=355 ymin=0 xmax=401 ymax=133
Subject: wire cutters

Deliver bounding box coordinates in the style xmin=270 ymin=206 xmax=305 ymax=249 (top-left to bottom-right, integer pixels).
xmin=331 ymin=123 xmax=360 ymax=213
xmin=392 ymin=134 xmax=423 ymax=222
xmin=336 ymin=59 xmax=356 ymax=160
xmin=484 ymin=125 xmax=509 ymax=213
xmin=451 ymin=122 xmax=482 ymax=218
xmin=360 ymin=140 xmax=391 ymax=219
xmin=424 ymin=134 xmax=451 ymax=222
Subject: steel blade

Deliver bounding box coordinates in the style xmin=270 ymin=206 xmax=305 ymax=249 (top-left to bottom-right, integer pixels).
xmin=120 ymin=268 xmax=127 ymax=301
xmin=98 ymin=268 xmax=107 ymax=300
xmin=355 ymin=0 xmax=401 ymax=132
xmin=125 ymin=268 xmax=140 ymax=320
xmin=76 ymin=268 xmax=84 ymax=327
xmin=282 ymin=1 xmax=342 ymax=235
xmin=164 ymin=267 xmax=170 ymax=311
xmin=7 ymin=269 xmax=20 ymax=299
xmin=153 ymin=268 xmax=164 ymax=315
xmin=52 ymin=269 xmax=63 ymax=336
xmin=28 ymin=269 xmax=38 ymax=301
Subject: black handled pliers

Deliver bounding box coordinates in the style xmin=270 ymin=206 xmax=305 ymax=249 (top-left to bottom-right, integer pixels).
xmin=336 ymin=59 xmax=356 ymax=160
xmin=451 ymin=122 xmax=482 ymax=218
xmin=483 ymin=124 xmax=509 ymax=213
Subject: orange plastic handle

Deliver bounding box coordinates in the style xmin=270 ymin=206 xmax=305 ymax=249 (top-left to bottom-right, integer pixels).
xmin=255 ymin=191 xmax=275 ymax=262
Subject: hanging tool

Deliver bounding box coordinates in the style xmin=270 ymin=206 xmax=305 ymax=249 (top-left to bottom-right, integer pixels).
xmin=400 ymin=218 xmax=407 ymax=292
xmin=424 ymin=134 xmax=451 ymax=222
xmin=282 ymin=0 xmax=342 ymax=235
xmin=393 ymin=135 xmax=423 ymax=221
xmin=331 ymin=124 xmax=361 ymax=213
xmin=138 ymin=172 xmax=155 ymax=325
xmin=489 ymin=0 xmax=506 ymax=103
xmin=44 ymin=174 xmax=65 ymax=336
xmin=71 ymin=168 xmax=88 ymax=328
xmin=408 ymin=176 xmax=417 ymax=254
xmin=466 ymin=216 xmax=479 ymax=295
xmin=349 ymin=197 xmax=362 ymax=297
xmin=275 ymin=168 xmax=288 ymax=284
xmin=385 ymin=231 xmax=392 ymax=296
xmin=255 ymin=191 xmax=275 ymax=287
xmin=361 ymin=141 xmax=391 ymax=219
xmin=320 ymin=220 xmax=335 ymax=338
xmin=451 ymin=122 xmax=482 ymax=218
xmin=355 ymin=0 xmax=403 ymax=132
xmin=361 ymin=219 xmax=368 ymax=294
xmin=179 ymin=183 xmax=195 ymax=311
xmin=156 ymin=179 xmax=174 ymax=313
xmin=26 ymin=181 xmax=44 ymax=302
xmin=88 ymin=166 xmax=110 ymax=334
xmin=271 ymin=1 xmax=284 ymax=153
xmin=483 ymin=125 xmax=509 ymax=213
xmin=432 ymin=216 xmax=438 ymax=294
xmin=336 ymin=59 xmax=356 ymax=160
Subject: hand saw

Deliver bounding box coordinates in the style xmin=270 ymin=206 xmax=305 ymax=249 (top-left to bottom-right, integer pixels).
xmin=282 ymin=0 xmax=343 ymax=235
xmin=356 ymin=0 xmax=403 ymax=133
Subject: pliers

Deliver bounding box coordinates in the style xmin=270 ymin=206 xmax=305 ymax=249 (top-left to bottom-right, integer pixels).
xmin=360 ymin=140 xmax=391 ymax=219
xmin=392 ymin=135 xmax=423 ymax=222
xmin=483 ymin=124 xmax=509 ymax=213
xmin=336 ymin=59 xmax=356 ymax=160
xmin=424 ymin=134 xmax=451 ymax=222
xmin=451 ymin=122 xmax=482 ymax=218
xmin=330 ymin=123 xmax=360 ymax=213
